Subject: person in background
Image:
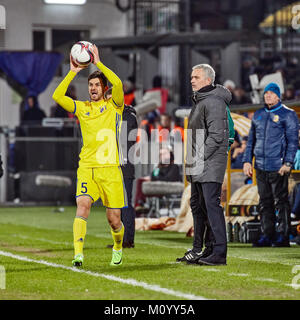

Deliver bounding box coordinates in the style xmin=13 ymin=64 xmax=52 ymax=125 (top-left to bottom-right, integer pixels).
xmin=157 ymin=113 xmax=171 ymax=142
xmin=233 ymin=87 xmax=251 ymax=104
xmin=223 ymin=79 xmax=236 ymax=103
xmin=134 ymin=147 xmax=181 ymax=213
xmin=105 ymin=87 xmax=138 ymax=248
xmin=123 ymin=79 xmax=136 ymax=106
xmin=294 ymin=152 xmax=300 ymax=171
xmin=291 ymin=130 xmax=300 ymax=222
xmin=21 ymin=95 xmax=46 ymax=125
xmin=243 ymin=82 xmax=299 ymax=247
xmin=290 ymin=184 xmax=300 ymax=221
xmin=151 ymin=147 xmax=181 ymax=182
xmin=283 ymin=85 xmax=295 ymax=101
xmin=231 ymin=136 xmax=248 ymax=169
xmin=295 ymin=89 xmax=300 ymax=100
xmin=245 ymin=111 xmax=254 ymax=120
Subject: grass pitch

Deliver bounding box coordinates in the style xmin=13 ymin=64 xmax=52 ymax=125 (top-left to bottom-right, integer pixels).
xmin=0 ymin=206 xmax=299 ymax=300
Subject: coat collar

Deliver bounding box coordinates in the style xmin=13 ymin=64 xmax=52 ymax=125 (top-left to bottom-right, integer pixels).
xmin=264 ymin=101 xmax=282 ymax=113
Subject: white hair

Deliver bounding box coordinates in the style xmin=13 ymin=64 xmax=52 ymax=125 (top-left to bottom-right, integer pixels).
xmin=192 ymin=64 xmax=215 ymax=85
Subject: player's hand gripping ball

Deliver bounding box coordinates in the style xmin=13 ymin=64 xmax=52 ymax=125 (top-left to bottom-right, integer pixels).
xmin=70 ymin=41 xmax=94 ymax=67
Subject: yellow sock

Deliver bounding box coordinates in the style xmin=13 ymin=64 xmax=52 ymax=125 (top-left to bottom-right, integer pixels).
xmin=111 ymin=223 xmax=124 ymax=251
xmin=73 ymin=216 xmax=87 ymax=256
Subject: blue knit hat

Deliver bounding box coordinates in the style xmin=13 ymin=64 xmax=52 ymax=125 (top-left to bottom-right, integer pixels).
xmin=263 ymin=82 xmax=281 ymax=99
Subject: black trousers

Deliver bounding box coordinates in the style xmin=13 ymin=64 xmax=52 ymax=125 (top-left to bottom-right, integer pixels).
xmin=121 ymin=178 xmax=135 ymax=243
xmin=256 ymin=168 xmax=291 ymax=240
xmin=190 ymin=182 xmax=227 ymax=257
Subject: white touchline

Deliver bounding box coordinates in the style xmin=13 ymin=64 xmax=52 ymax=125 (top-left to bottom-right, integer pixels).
xmin=227 ymin=273 xmax=249 ymax=277
xmin=228 ymin=253 xmax=296 ymax=266
xmin=254 ymin=277 xmax=280 ymax=283
xmin=0 ymin=250 xmax=208 ymax=300
xmin=11 ymin=233 xmax=297 ymax=267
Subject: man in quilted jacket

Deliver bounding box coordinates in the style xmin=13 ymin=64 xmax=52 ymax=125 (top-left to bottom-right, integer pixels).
xmin=243 ymin=82 xmax=299 ymax=247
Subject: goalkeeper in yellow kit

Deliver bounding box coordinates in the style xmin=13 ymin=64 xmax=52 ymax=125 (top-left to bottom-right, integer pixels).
xmin=52 ymin=45 xmax=126 ymax=267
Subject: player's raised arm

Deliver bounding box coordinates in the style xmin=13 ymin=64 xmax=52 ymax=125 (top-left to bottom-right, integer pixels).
xmin=92 ymin=45 xmax=124 ymax=108
xmin=52 ymin=56 xmax=85 ymax=113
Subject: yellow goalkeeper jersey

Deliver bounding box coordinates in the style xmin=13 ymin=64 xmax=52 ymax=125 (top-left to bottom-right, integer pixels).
xmin=52 ymin=62 xmax=124 ymax=168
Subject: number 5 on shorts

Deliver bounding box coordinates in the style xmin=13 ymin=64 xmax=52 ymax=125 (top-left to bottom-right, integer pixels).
xmin=81 ymin=182 xmax=87 ymax=194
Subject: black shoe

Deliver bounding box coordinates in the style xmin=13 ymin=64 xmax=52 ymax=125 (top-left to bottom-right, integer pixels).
xmin=185 ymin=250 xmax=203 ymax=264
xmin=176 ymin=249 xmax=192 ymax=262
xmin=106 ymin=244 xmax=113 ymax=249
xmin=197 ymin=253 xmax=227 ymax=266
xmin=199 ymin=246 xmax=213 ymax=259
xmin=176 ymin=247 xmax=213 ymax=263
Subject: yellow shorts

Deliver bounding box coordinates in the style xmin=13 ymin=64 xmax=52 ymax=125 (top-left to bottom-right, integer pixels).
xmin=76 ymin=166 xmax=128 ymax=208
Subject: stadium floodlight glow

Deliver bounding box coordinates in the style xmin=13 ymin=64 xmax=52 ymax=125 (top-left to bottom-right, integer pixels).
xmin=43 ymin=0 xmax=86 ymax=5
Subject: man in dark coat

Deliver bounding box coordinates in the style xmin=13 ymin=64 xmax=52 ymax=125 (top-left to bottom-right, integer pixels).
xmin=243 ymin=82 xmax=299 ymax=247
xmin=120 ymin=104 xmax=138 ymax=248
xmin=180 ymin=64 xmax=231 ymax=266
xmin=105 ymin=89 xmax=138 ymax=248
xmin=104 ymin=86 xmax=138 ymax=248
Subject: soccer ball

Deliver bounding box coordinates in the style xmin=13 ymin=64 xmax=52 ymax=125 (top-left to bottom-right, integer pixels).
xmin=70 ymin=41 xmax=94 ymax=67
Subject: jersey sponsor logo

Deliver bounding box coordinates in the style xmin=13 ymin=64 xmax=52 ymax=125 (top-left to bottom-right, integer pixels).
xmin=85 ymin=112 xmax=90 ymax=116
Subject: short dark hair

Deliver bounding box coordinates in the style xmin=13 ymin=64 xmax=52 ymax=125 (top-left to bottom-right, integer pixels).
xmin=88 ymin=71 xmax=108 ymax=89
xmin=160 ymin=113 xmax=171 ymax=119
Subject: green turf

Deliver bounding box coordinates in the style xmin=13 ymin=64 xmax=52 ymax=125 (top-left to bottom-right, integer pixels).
xmin=0 ymin=206 xmax=299 ymax=300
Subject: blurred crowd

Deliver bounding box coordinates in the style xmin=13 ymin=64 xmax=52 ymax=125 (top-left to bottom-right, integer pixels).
xmin=241 ymin=53 xmax=300 ymax=101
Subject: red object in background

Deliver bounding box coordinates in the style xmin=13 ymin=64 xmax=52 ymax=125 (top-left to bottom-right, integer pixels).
xmin=124 ymin=92 xmax=135 ymax=106
xmin=136 ymin=119 xmax=154 ymax=143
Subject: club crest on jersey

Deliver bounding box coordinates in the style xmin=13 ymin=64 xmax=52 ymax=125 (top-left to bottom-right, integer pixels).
xmin=100 ymin=105 xmax=107 ymax=114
